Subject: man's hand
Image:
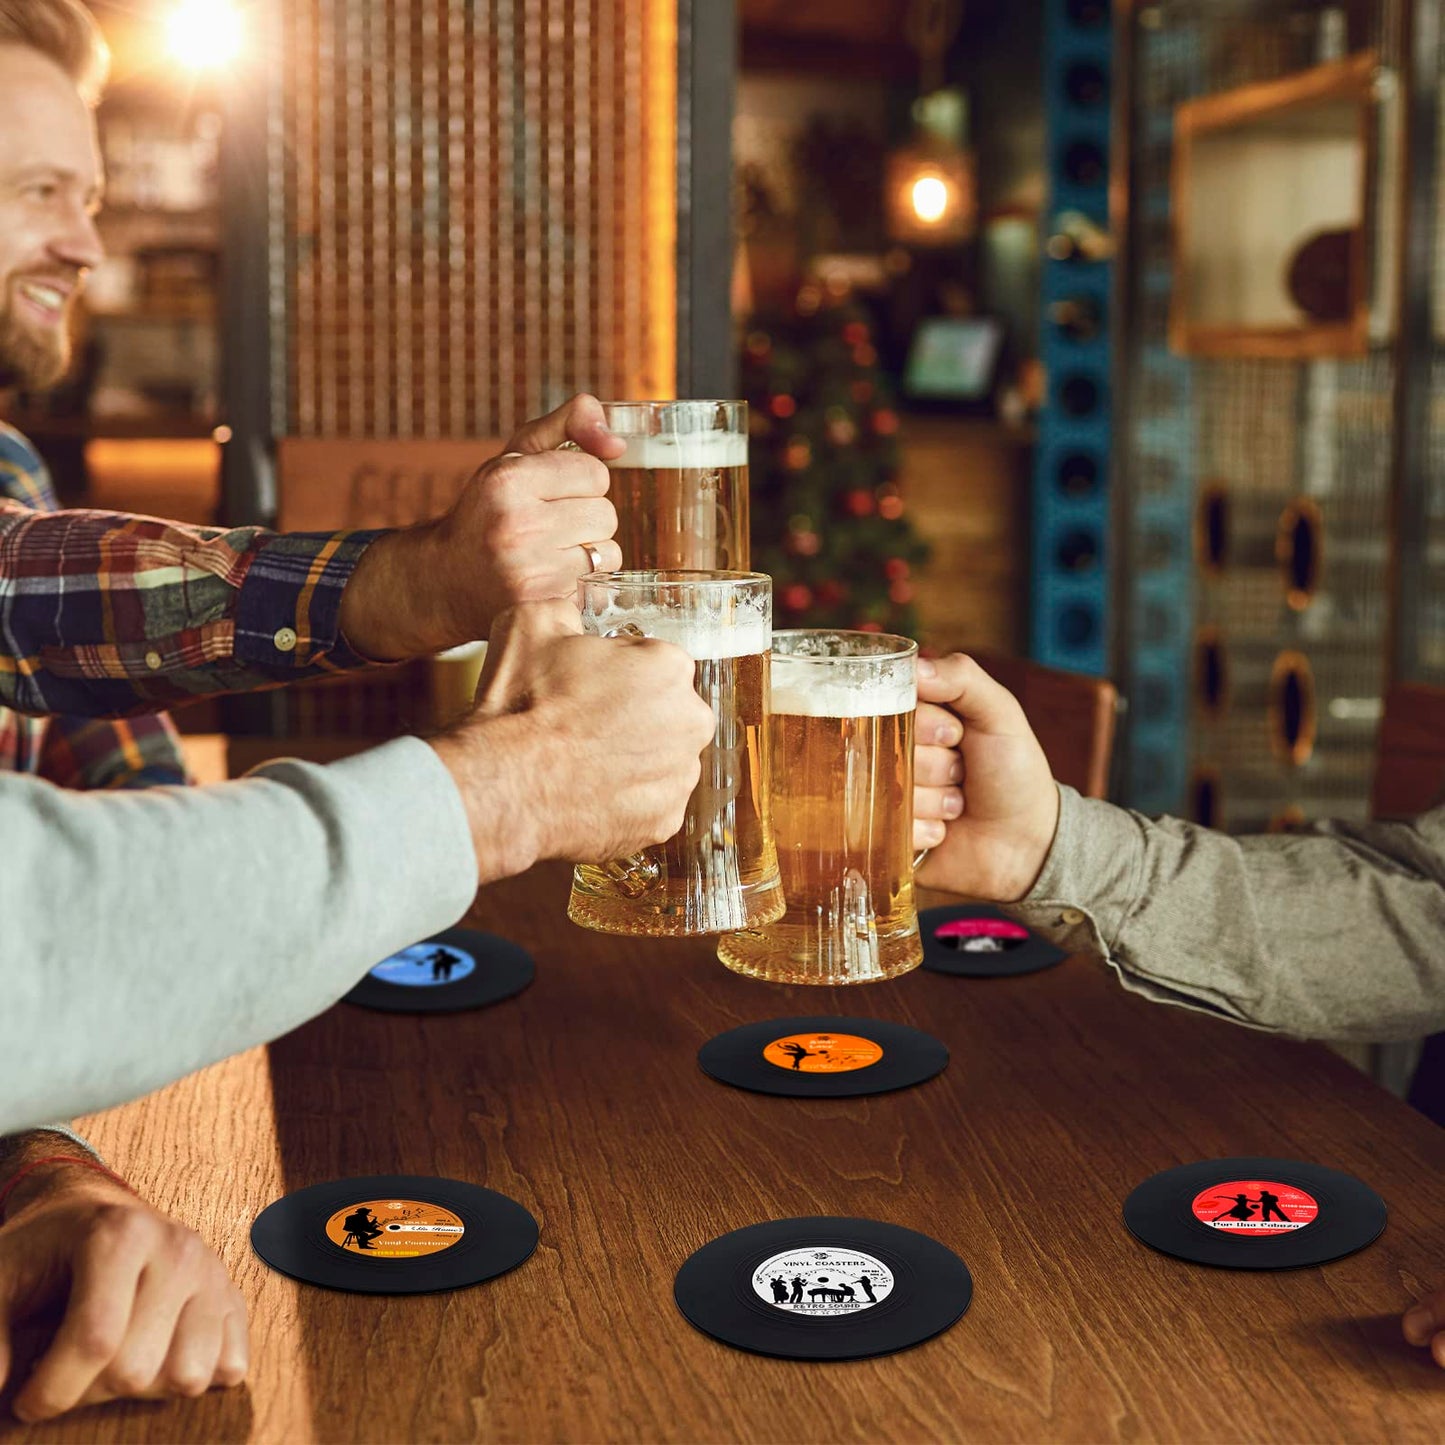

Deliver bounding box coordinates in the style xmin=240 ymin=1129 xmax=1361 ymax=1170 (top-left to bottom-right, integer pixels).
xmin=1403 ymin=1290 xmax=1445 ymax=1367
xmin=0 ymin=1163 xmax=247 ymax=1422
xmin=339 ymin=394 xmax=627 ymax=659
xmin=913 ymin=653 xmax=1061 ymax=901
xmin=429 ymin=600 xmax=714 ymax=879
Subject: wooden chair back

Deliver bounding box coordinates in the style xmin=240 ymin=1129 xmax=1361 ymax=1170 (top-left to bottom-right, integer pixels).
xmin=276 ymin=437 xmax=504 ymax=532
xmin=1371 ymin=682 xmax=1445 ymax=820
xmin=968 ymin=650 xmax=1119 ymax=800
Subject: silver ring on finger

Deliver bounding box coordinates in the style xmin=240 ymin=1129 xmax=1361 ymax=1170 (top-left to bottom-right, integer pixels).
xmin=580 ymin=541 xmax=605 ymax=573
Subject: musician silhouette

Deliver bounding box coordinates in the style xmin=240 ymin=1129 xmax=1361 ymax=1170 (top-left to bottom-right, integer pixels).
xmin=342 ymin=1206 xmax=384 ymax=1249
xmin=769 ymin=1276 xmax=789 ymax=1304
xmin=789 ymin=1275 xmax=806 ymax=1304
xmin=427 ymin=947 xmax=461 ymax=982
xmin=855 ymin=1274 xmax=878 ymax=1303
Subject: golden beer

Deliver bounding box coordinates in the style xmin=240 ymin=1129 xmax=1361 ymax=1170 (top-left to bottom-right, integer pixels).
xmin=568 ymin=572 xmax=784 ymax=937
xmin=602 ymin=402 xmax=750 ymax=570
xmin=718 ymin=631 xmax=922 ymax=985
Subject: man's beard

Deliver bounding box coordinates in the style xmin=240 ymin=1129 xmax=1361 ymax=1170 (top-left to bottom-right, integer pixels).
xmin=0 ymin=302 xmax=72 ymax=391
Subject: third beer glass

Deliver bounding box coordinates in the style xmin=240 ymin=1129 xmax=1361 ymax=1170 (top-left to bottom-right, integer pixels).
xmin=567 ymin=571 xmax=784 ymax=937
xmin=717 ymin=630 xmax=923 ymax=985
xmin=602 ymin=401 xmax=749 ymax=570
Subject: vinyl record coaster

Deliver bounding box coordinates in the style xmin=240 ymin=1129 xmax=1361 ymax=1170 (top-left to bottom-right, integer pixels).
xmin=1123 ymin=1157 xmax=1386 ymax=1270
xmin=698 ymin=1016 xmax=948 ymax=1098
xmin=675 ymin=1217 xmax=971 ymax=1360
xmin=343 ymin=928 xmax=534 ymax=1013
xmin=251 ymin=1174 xmax=538 ymax=1294
xmin=920 ymin=904 xmax=1067 ymax=978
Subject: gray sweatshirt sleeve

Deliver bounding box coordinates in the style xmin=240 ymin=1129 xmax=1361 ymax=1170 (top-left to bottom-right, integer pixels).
xmin=1 ymin=736 xmax=478 ymax=1133
xmin=1013 ymin=784 xmax=1445 ymax=1043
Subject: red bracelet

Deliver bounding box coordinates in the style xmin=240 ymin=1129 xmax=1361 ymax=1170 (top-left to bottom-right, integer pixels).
xmin=0 ymin=1155 xmax=132 ymax=1220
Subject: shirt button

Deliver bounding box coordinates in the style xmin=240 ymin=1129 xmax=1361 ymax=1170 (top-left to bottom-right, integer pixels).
xmin=273 ymin=627 xmax=298 ymax=653
xmin=144 ymin=650 xmax=162 ymax=671
xmin=1060 ymin=908 xmax=1086 ymax=925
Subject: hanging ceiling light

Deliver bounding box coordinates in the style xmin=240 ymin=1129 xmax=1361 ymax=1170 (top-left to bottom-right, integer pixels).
xmin=885 ymin=0 xmax=974 ymax=246
xmin=165 ymin=0 xmax=245 ymax=72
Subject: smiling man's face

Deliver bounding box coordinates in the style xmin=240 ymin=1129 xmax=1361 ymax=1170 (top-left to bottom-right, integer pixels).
xmin=0 ymin=42 xmax=104 ymax=391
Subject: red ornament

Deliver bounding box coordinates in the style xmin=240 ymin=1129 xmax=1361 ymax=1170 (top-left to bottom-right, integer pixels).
xmin=784 ymin=439 xmax=813 ymax=472
xmin=745 ymin=330 xmax=772 ymax=359
xmin=888 ymin=579 xmax=914 ymax=605
xmin=852 ymin=344 xmax=879 ymax=368
xmin=787 ymin=527 xmax=821 ymax=558
xmin=884 ymin=558 xmax=910 ymax=581
xmin=770 ymin=394 xmax=797 ymax=419
xmin=842 ymin=321 xmax=870 ymax=346
xmin=844 ymin=489 xmax=875 ymax=518
xmin=781 ymin=583 xmax=814 ymax=613
xmin=855 ymin=619 xmax=884 ymax=633
xmin=878 ymin=494 xmax=905 ymax=520
xmin=872 ymin=408 xmax=900 ymax=436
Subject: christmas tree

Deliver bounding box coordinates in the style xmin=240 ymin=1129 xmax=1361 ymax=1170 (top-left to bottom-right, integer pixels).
xmin=743 ymin=291 xmax=931 ymax=637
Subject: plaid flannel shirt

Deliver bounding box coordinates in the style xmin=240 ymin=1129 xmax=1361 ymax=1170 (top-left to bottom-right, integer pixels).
xmin=0 ymin=422 xmax=382 ymax=788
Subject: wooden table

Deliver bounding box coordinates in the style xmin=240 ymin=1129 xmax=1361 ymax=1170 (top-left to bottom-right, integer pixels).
xmin=6 ymin=868 xmax=1445 ymax=1443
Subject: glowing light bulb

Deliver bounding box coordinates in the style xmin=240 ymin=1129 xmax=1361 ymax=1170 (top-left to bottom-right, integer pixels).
xmin=910 ymin=175 xmax=950 ymax=225
xmin=167 ymin=1 xmax=244 ymax=71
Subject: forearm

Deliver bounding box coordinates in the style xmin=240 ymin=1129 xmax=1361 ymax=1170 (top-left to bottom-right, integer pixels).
xmin=0 ymin=737 xmax=480 ymax=1133
xmin=0 ymin=502 xmax=382 ymax=717
xmin=1018 ymin=786 xmax=1445 ymax=1041
xmin=0 ymin=1128 xmax=106 ymax=1221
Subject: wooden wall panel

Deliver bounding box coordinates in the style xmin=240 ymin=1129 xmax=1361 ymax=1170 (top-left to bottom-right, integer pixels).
xmin=269 ymin=0 xmax=677 ymax=446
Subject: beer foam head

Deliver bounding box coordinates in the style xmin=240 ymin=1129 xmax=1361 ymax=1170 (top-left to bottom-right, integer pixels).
xmin=587 ymin=609 xmax=771 ymax=660
xmin=605 ymin=431 xmax=749 ymax=470
xmin=770 ymin=655 xmax=916 ymax=717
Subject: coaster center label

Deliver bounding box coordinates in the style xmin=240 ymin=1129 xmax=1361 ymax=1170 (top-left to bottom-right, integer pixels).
xmin=325 ymin=1198 xmax=466 ymax=1259
xmin=753 ymin=1246 xmax=894 ymax=1315
xmin=762 ymin=1033 xmax=883 ymax=1074
xmin=1190 ymin=1179 xmax=1319 ymax=1236
xmin=932 ymin=918 xmax=1029 ymax=953
xmin=369 ymin=942 xmax=477 ymax=988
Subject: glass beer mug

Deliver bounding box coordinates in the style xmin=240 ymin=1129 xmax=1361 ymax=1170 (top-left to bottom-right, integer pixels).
xmin=600 ymin=401 xmax=749 ymax=570
xmin=567 ymin=571 xmax=785 ymax=937
xmin=717 ymin=630 xmax=923 ymax=985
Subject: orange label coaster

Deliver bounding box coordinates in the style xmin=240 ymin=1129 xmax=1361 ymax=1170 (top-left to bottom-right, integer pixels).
xmin=763 ymin=1033 xmax=884 ymax=1074
xmin=251 ymin=1174 xmax=538 ymax=1295
xmin=699 ymin=1016 xmax=948 ymax=1098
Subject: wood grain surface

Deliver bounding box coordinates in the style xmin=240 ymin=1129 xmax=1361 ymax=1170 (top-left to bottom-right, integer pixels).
xmin=6 ymin=868 xmax=1445 ymax=1443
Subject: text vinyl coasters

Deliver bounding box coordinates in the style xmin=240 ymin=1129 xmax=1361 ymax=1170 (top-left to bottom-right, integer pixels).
xmin=920 ymin=904 xmax=1067 ymax=979
xmin=251 ymin=1175 xmax=538 ymax=1294
xmin=1123 ymin=1157 xmax=1386 ymax=1270
xmin=343 ymin=928 xmax=534 ymax=1014
xmin=675 ymin=1217 xmax=972 ymax=1361
xmin=698 ymin=1016 xmax=949 ymax=1098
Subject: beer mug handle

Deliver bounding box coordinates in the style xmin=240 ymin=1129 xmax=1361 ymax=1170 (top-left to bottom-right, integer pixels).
xmin=594 ymin=620 xmax=664 ymax=893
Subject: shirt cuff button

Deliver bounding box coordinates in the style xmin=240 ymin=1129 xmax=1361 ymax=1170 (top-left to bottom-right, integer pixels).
xmin=273 ymin=626 xmax=299 ymax=653
xmin=144 ymin=650 xmax=162 ymax=671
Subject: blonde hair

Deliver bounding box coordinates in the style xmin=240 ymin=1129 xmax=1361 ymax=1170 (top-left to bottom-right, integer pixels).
xmin=0 ymin=0 xmax=110 ymax=106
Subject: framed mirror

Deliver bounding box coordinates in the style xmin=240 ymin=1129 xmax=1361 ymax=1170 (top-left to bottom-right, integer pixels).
xmin=1170 ymin=53 xmax=1379 ymax=358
